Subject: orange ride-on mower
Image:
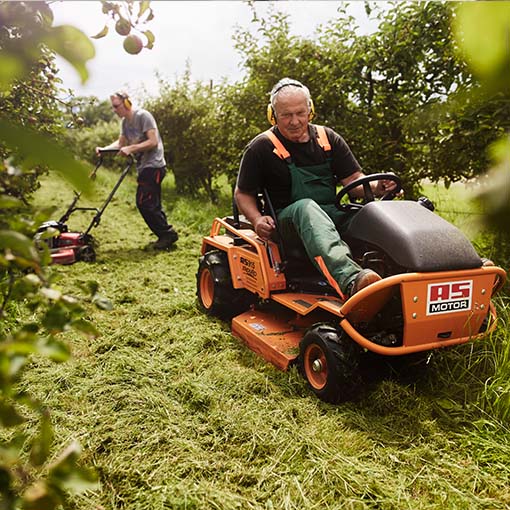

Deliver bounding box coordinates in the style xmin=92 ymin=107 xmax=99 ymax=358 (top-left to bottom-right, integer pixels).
xmin=196 ymin=173 xmax=507 ymax=403
xmin=36 ymin=150 xmax=133 ymax=265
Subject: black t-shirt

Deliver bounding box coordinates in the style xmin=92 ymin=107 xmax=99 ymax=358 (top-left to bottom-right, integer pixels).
xmin=237 ymin=124 xmax=361 ymax=210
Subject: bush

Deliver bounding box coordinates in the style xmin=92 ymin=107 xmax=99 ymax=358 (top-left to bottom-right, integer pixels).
xmin=65 ymin=120 xmax=124 ymax=171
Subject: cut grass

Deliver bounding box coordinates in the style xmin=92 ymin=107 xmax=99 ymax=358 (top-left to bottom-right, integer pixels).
xmin=20 ymin=169 xmax=510 ymax=509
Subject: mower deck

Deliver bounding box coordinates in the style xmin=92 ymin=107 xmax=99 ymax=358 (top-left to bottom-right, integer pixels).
xmin=231 ymin=293 xmax=345 ymax=370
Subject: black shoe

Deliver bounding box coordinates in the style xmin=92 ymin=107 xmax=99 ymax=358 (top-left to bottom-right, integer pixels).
xmin=348 ymin=269 xmax=382 ymax=297
xmin=153 ymin=229 xmax=178 ymax=250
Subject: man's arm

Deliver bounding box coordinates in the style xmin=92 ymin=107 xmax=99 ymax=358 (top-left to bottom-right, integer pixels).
xmin=95 ymin=134 xmax=127 ymax=154
xmin=234 ymin=187 xmax=275 ymax=241
xmin=119 ymin=128 xmax=158 ymax=157
xmin=340 ymin=171 xmax=400 ymax=198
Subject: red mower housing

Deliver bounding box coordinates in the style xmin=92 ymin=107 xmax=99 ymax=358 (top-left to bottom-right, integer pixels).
xmin=36 ymin=150 xmax=133 ymax=265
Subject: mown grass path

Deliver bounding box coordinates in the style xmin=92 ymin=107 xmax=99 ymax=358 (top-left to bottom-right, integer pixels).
xmin=28 ymin=169 xmax=510 ymax=509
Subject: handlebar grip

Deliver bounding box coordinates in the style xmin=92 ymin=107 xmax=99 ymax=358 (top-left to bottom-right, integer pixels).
xmin=98 ymin=148 xmax=121 ymax=154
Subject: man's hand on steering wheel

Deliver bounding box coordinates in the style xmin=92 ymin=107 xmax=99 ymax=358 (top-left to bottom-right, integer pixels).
xmin=335 ymin=173 xmax=403 ymax=212
xmin=374 ymin=177 xmax=403 ymax=198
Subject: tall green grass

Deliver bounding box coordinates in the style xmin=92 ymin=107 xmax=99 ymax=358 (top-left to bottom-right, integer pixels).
xmin=18 ymin=169 xmax=510 ymax=509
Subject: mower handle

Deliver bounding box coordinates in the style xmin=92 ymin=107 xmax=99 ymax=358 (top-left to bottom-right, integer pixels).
xmin=96 ymin=148 xmax=134 ymax=162
xmin=92 ymin=149 xmax=134 ymax=179
xmin=98 ymin=148 xmax=121 ymax=153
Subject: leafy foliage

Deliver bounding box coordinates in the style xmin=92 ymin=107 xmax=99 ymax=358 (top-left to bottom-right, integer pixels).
xmin=0 ymin=0 xmax=157 ymax=507
xmin=71 ymin=96 xmax=115 ymax=127
xmin=63 ymin=119 xmax=123 ymax=171
xmin=146 ymin=72 xmax=227 ymax=201
xmin=132 ymin=2 xmax=507 ymax=206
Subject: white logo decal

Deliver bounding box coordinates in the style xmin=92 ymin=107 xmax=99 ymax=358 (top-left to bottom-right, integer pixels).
xmin=426 ymin=280 xmax=472 ymax=315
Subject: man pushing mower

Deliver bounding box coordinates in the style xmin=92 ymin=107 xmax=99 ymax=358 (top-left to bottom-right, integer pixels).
xmin=97 ymin=90 xmax=178 ymax=250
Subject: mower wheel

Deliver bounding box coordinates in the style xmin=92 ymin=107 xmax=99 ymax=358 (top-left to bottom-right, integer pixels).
xmin=299 ymin=323 xmax=362 ymax=403
xmin=77 ymin=245 xmax=96 ymax=263
xmin=196 ymin=250 xmax=255 ymax=319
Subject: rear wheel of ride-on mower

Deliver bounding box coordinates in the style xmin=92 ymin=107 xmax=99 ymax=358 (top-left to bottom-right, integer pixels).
xmin=197 ymin=250 xmax=255 ymax=319
xmin=299 ymin=323 xmax=362 ymax=403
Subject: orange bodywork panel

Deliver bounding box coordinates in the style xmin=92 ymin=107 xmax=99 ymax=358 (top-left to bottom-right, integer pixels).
xmin=340 ymin=267 xmax=506 ymax=356
xmin=201 ymin=217 xmax=286 ymax=298
xmin=232 ymin=308 xmax=310 ymax=371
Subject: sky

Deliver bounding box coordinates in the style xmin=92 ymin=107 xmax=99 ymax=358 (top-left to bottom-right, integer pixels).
xmin=51 ymin=1 xmax=382 ymax=102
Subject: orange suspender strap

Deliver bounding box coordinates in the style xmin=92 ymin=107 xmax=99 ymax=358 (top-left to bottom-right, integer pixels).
xmin=264 ymin=129 xmax=291 ymax=161
xmin=314 ymin=255 xmax=347 ymax=300
xmin=315 ymin=125 xmax=331 ymax=152
xmin=265 ymin=125 xmax=330 ymax=159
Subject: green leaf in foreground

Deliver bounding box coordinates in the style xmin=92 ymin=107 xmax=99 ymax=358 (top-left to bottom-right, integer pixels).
xmin=0 ymin=53 xmax=25 ymax=91
xmin=454 ymin=2 xmax=510 ymax=83
xmin=0 ymin=231 xmax=40 ymax=262
xmin=0 ymin=119 xmax=93 ymax=196
xmin=0 ymin=399 xmax=26 ymax=427
xmin=91 ymin=24 xmax=109 ymax=39
xmin=30 ymin=409 xmax=54 ymax=467
xmin=42 ymin=25 xmax=95 ymax=84
xmin=48 ymin=441 xmax=99 ymax=493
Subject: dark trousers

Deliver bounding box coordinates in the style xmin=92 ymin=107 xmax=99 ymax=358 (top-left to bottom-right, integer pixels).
xmin=136 ymin=167 xmax=172 ymax=238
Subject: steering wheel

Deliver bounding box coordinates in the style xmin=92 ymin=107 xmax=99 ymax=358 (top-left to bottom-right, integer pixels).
xmin=335 ymin=173 xmax=403 ymax=212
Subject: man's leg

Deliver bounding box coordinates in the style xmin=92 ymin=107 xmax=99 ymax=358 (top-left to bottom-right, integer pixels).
xmin=277 ymin=198 xmax=361 ymax=295
xmin=136 ymin=167 xmax=177 ymax=243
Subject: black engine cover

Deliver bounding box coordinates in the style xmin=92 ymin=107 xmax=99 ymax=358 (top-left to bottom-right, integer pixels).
xmin=343 ymin=201 xmax=482 ymax=272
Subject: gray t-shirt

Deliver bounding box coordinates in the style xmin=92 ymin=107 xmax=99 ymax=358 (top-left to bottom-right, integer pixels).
xmin=121 ymin=109 xmax=166 ymax=172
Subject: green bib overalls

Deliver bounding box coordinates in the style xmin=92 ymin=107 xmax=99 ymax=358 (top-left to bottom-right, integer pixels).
xmin=265 ymin=127 xmax=362 ymax=296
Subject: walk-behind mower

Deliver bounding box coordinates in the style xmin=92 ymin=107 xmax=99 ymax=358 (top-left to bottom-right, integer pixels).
xmin=36 ymin=150 xmax=133 ymax=265
xmin=196 ymin=173 xmax=507 ymax=403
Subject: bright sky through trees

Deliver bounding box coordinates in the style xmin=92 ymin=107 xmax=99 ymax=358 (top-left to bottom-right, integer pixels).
xmin=52 ymin=1 xmax=382 ymax=100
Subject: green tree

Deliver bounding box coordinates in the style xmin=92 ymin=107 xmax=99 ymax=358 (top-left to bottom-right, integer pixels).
xmin=72 ymin=96 xmax=114 ymax=127
xmin=228 ymin=2 xmax=507 ymax=199
xmin=146 ymin=72 xmax=225 ymax=201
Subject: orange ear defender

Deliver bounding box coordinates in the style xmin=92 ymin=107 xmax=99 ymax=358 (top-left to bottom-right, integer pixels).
xmin=266 ymin=99 xmax=315 ymax=125
xmin=116 ymin=92 xmax=132 ymax=109
xmin=266 ymin=78 xmax=315 ymax=125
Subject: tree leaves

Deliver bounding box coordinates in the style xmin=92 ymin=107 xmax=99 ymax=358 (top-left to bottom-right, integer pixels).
xmin=41 ymin=25 xmax=95 ymax=84
xmin=0 ymin=2 xmax=123 ymax=507
xmin=143 ymin=29 xmax=155 ymax=49
xmin=0 ymin=119 xmax=93 ymax=197
xmin=91 ymin=24 xmax=109 ymax=39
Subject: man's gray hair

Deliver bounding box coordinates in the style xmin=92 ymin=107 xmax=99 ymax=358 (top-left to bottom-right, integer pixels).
xmin=270 ymin=78 xmax=311 ymax=110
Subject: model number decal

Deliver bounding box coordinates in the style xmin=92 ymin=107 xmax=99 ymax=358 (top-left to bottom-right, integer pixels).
xmin=426 ymin=280 xmax=472 ymax=315
xmin=240 ymin=256 xmax=257 ymax=279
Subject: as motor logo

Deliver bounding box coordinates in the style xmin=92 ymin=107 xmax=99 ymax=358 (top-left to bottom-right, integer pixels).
xmin=426 ymin=280 xmax=472 ymax=315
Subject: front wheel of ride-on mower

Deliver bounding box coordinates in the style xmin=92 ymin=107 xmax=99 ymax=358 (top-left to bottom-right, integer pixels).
xmin=197 ymin=250 xmax=255 ymax=320
xmin=299 ymin=323 xmax=362 ymax=403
